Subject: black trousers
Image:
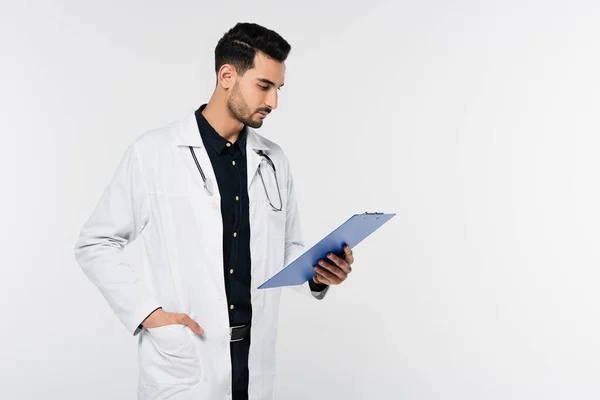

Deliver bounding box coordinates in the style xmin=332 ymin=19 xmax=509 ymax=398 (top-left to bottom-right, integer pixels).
xmin=231 ymin=331 xmax=251 ymax=400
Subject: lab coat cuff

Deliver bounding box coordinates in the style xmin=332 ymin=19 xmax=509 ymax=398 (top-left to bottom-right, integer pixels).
xmin=310 ymin=285 xmax=330 ymax=300
xmin=308 ymin=277 xmax=329 ymax=293
xmin=129 ymin=297 xmax=162 ymax=336
xmin=308 ymin=278 xmax=330 ymax=300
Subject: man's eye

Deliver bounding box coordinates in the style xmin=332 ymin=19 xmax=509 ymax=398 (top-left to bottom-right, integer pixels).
xmin=259 ymin=85 xmax=269 ymax=90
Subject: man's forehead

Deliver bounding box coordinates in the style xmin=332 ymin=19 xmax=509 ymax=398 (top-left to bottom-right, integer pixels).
xmin=250 ymin=54 xmax=285 ymax=83
xmin=247 ymin=69 xmax=285 ymax=87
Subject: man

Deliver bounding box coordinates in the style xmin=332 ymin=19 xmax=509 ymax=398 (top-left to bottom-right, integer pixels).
xmin=74 ymin=22 xmax=354 ymax=400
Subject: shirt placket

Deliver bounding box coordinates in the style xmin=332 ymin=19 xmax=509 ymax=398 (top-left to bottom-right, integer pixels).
xmin=228 ymin=144 xmax=242 ymax=319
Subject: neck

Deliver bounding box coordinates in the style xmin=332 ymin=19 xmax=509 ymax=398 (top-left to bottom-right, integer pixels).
xmin=201 ymin=94 xmax=245 ymax=142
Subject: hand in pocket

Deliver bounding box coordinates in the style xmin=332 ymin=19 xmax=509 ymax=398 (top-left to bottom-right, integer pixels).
xmin=142 ymin=308 xmax=204 ymax=335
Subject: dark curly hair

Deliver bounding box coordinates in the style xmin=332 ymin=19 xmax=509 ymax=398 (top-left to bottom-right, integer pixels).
xmin=214 ymin=22 xmax=291 ymax=81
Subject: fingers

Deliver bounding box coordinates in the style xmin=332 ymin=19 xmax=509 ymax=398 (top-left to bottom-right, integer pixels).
xmin=313 ymin=246 xmax=355 ymax=285
xmin=324 ymin=252 xmax=352 ymax=275
xmin=343 ymin=245 xmax=354 ymax=265
xmin=313 ymin=264 xmax=339 ymax=284
xmin=176 ymin=313 xmax=204 ymax=335
xmin=318 ymin=259 xmax=347 ymax=281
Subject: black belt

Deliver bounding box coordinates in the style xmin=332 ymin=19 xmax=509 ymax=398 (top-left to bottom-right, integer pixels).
xmin=230 ymin=324 xmax=250 ymax=342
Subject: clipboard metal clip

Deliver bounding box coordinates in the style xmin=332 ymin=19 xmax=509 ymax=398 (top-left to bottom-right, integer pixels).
xmin=363 ymin=211 xmax=383 ymax=215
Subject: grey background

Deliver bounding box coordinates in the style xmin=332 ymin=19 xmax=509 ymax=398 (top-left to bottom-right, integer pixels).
xmin=1 ymin=0 xmax=599 ymax=399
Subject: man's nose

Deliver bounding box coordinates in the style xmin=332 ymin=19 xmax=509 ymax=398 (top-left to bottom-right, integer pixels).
xmin=265 ymin=90 xmax=278 ymax=110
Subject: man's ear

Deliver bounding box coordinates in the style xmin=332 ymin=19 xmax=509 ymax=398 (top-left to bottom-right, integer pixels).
xmin=218 ymin=64 xmax=236 ymax=90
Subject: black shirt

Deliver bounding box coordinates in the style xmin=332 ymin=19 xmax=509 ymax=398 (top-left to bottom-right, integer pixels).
xmin=196 ymin=104 xmax=253 ymax=326
xmin=195 ymin=104 xmax=328 ymax=327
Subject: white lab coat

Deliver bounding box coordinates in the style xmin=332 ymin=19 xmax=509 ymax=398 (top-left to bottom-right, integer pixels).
xmin=74 ymin=111 xmax=328 ymax=399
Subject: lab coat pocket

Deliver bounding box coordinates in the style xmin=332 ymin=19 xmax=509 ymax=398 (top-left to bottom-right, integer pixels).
xmin=138 ymin=324 xmax=203 ymax=387
xmin=266 ymin=208 xmax=286 ymax=272
xmin=267 ymin=209 xmax=286 ymax=238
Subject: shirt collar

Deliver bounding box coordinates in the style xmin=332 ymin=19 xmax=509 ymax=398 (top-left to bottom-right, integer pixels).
xmin=195 ymin=103 xmax=247 ymax=156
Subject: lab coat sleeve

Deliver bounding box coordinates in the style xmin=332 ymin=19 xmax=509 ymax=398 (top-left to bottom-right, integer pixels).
xmin=283 ymin=158 xmax=330 ymax=300
xmin=73 ymin=141 xmax=161 ymax=336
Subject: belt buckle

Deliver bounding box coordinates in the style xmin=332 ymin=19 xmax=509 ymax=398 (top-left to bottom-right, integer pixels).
xmin=230 ymin=324 xmax=246 ymax=342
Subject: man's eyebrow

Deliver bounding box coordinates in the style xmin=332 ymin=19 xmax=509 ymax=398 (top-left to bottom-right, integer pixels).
xmin=257 ymin=78 xmax=284 ymax=88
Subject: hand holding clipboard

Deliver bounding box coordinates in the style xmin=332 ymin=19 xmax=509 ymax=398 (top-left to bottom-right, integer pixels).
xmin=258 ymin=212 xmax=396 ymax=289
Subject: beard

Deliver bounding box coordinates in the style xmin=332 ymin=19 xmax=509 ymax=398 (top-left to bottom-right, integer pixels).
xmin=227 ymin=82 xmax=263 ymax=129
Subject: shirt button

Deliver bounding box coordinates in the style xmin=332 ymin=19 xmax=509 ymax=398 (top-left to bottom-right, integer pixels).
xmin=232 ymin=160 xmax=236 ymax=166
xmin=233 ymin=232 xmax=237 ymax=237
xmin=226 ymin=142 xmax=231 ymax=147
xmin=235 ymin=195 xmax=239 ymax=201
xmin=230 ymin=304 xmax=235 ymax=310
xmin=229 ymin=269 xmax=234 ymax=274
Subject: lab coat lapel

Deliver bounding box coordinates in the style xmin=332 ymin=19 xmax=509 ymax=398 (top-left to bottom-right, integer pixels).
xmin=246 ymin=127 xmax=270 ymax=192
xmin=175 ymin=112 xmax=225 ymax=292
xmin=175 ymin=112 xmax=220 ymax=197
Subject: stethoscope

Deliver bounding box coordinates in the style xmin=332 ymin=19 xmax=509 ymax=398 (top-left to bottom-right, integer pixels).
xmin=188 ymin=146 xmax=283 ymax=212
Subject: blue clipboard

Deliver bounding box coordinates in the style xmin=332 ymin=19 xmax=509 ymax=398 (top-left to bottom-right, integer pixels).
xmin=258 ymin=212 xmax=396 ymax=289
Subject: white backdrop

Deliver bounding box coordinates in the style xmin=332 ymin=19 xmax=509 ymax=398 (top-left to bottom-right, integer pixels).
xmin=2 ymin=0 xmax=599 ymax=399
